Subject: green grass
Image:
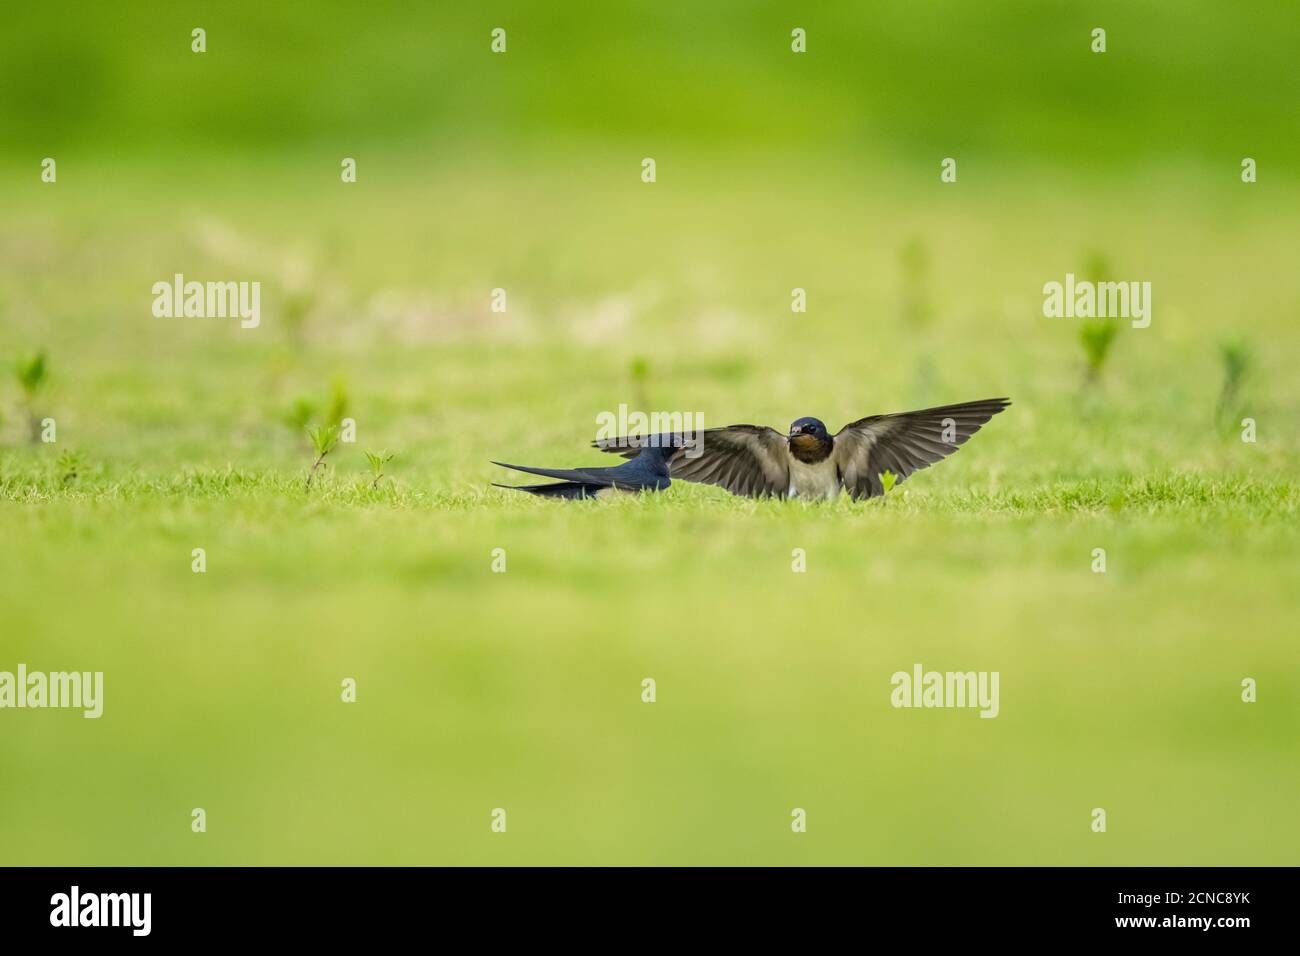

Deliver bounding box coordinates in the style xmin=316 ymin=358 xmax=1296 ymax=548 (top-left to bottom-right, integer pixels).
xmin=3 ymin=463 xmax=1297 ymax=864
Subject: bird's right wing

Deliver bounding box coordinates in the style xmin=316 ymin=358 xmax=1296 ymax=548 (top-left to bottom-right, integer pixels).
xmin=593 ymin=426 xmax=789 ymax=498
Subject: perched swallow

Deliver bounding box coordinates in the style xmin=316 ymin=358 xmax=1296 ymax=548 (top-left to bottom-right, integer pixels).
xmin=493 ymin=444 xmax=676 ymax=499
xmin=592 ymin=398 xmax=1010 ymax=499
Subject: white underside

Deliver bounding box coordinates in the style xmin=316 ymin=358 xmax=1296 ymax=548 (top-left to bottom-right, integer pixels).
xmin=787 ymin=458 xmax=841 ymax=499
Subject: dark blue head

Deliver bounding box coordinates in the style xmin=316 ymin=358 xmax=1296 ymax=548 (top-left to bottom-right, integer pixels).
xmin=787 ymin=417 xmax=833 ymax=464
xmin=788 ymin=417 xmax=829 ymax=440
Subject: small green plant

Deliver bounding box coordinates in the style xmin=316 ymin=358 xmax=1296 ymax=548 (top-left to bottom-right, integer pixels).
xmin=364 ymin=450 xmax=395 ymax=488
xmin=56 ymin=449 xmax=85 ymax=483
xmin=15 ymin=351 xmax=46 ymax=397
xmin=284 ymin=377 xmax=349 ymax=449
xmin=15 ymin=350 xmax=48 ymax=441
xmin=305 ymin=424 xmax=339 ymax=489
xmin=326 ymin=375 xmax=350 ymax=427
xmin=1216 ymin=338 xmax=1252 ymax=424
xmin=284 ymin=396 xmax=316 ymax=433
xmin=1079 ymin=317 xmax=1119 ymax=384
xmin=1078 ymin=251 xmax=1118 ymax=386
xmin=879 ymin=470 xmax=898 ymax=495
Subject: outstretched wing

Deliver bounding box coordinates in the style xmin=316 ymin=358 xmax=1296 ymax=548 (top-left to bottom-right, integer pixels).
xmin=593 ymin=426 xmax=790 ymax=498
xmin=832 ymin=398 xmax=1010 ymax=500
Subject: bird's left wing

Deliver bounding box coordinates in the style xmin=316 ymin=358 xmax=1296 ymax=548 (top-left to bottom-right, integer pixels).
xmin=594 ymin=426 xmax=790 ymax=497
xmin=832 ymin=398 xmax=1010 ymax=500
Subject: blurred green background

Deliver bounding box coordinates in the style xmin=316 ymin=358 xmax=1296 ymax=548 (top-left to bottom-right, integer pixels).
xmin=1 ymin=1 xmax=1297 ymax=865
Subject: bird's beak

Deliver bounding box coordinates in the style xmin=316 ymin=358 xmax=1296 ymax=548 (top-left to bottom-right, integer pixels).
xmin=788 ymin=425 xmax=803 ymax=438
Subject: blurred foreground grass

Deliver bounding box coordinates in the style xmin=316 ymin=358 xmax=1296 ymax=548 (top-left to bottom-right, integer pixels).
xmin=1 ymin=467 xmax=1297 ymax=864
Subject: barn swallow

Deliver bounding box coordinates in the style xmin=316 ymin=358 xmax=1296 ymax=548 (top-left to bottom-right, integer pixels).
xmin=591 ymin=398 xmax=1010 ymax=499
xmin=493 ymin=444 xmax=676 ymax=499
